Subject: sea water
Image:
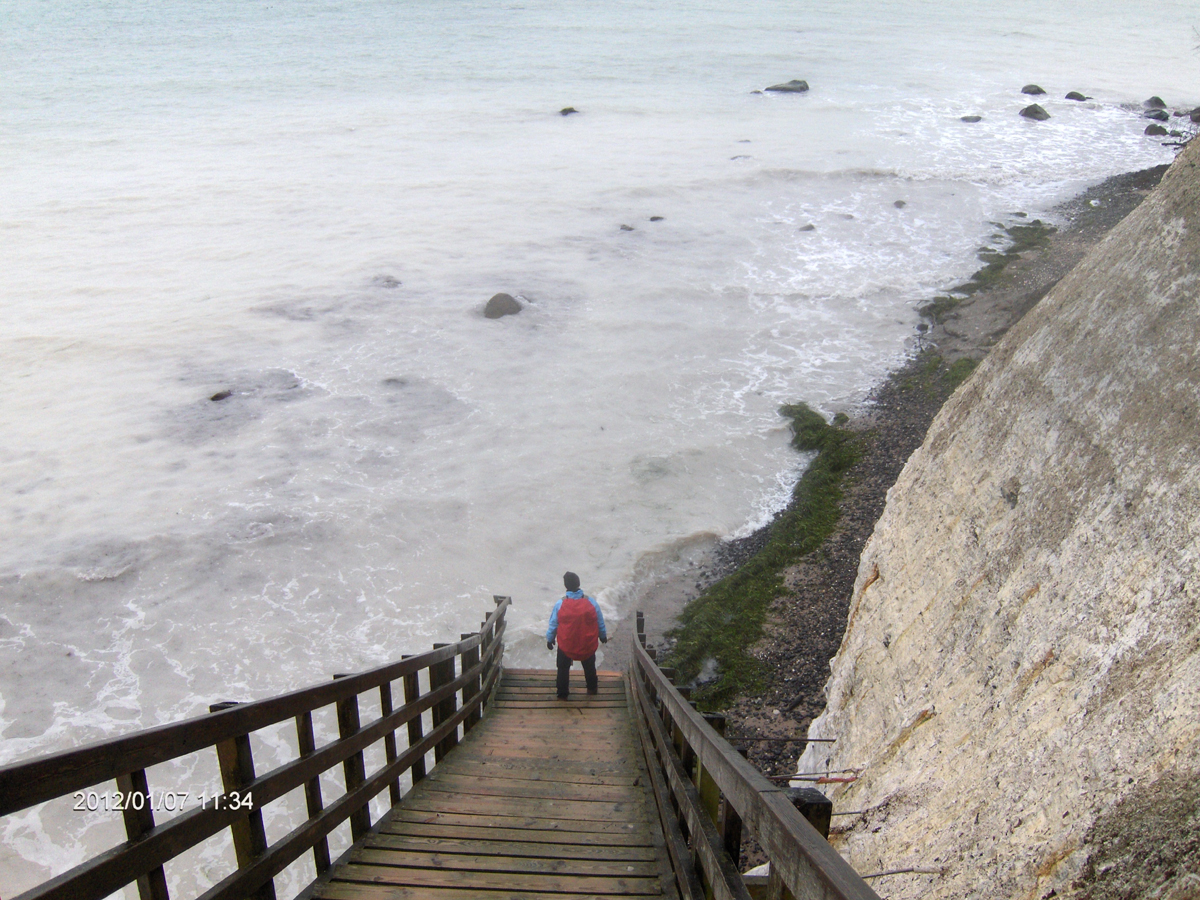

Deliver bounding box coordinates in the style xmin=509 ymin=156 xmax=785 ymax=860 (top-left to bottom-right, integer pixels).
xmin=1 ymin=0 xmax=1194 ymax=892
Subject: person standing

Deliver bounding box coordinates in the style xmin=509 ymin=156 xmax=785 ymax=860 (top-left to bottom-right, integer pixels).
xmin=546 ymin=571 xmax=608 ymax=699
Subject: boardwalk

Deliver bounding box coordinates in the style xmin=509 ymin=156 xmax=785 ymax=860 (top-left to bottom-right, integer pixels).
xmin=313 ymin=669 xmax=679 ymax=900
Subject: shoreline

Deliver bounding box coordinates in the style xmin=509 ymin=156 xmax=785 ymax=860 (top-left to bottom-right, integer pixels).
xmin=632 ymin=161 xmax=1170 ymax=797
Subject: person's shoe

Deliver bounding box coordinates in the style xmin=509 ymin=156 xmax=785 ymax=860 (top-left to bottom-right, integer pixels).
xmin=586 ymin=688 xmax=598 ymax=695
xmin=557 ymin=693 xmax=569 ymax=700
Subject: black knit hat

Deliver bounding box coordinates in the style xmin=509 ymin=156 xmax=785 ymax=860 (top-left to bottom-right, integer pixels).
xmin=563 ymin=571 xmax=581 ymax=591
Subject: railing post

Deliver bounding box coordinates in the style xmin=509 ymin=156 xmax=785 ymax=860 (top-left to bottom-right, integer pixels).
xmin=430 ymin=644 xmax=459 ymax=762
xmin=401 ymin=655 xmax=427 ymax=785
xmin=294 ymin=710 xmax=332 ymax=874
xmin=209 ymin=701 xmax=276 ymax=900
xmin=636 ymin=610 xmax=646 ymax=647
xmin=379 ymin=680 xmax=402 ymax=805
xmin=461 ymin=633 xmax=482 ymax=732
xmin=333 ymin=675 xmax=371 ymax=840
xmin=787 ymin=786 xmax=833 ymax=839
xmin=114 ymin=768 xmax=170 ymax=900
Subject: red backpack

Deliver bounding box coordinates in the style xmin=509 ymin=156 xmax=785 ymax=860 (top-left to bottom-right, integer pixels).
xmin=556 ymin=595 xmax=599 ymax=660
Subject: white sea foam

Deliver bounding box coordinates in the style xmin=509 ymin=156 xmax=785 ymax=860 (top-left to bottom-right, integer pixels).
xmin=1 ymin=0 xmax=1195 ymax=893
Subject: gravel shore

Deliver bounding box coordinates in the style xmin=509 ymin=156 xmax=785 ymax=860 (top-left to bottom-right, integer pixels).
xmin=636 ymin=162 xmax=1170 ymax=794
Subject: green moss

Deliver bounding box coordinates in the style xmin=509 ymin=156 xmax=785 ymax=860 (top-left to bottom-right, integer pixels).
xmin=897 ymin=350 xmax=980 ymax=399
xmin=662 ymin=404 xmax=862 ymax=709
xmin=920 ymin=219 xmax=1056 ymax=322
xmin=943 ymin=356 xmax=979 ymax=391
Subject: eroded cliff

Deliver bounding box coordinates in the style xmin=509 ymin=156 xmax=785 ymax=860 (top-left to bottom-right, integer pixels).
xmin=800 ymin=138 xmax=1200 ymax=900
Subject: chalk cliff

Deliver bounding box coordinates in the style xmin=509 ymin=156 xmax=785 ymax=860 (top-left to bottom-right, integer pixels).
xmin=800 ymin=137 xmax=1200 ymax=900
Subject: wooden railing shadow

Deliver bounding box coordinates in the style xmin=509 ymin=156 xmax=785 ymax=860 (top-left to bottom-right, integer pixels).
xmin=629 ymin=612 xmax=880 ymax=900
xmin=0 ymin=596 xmax=511 ymax=900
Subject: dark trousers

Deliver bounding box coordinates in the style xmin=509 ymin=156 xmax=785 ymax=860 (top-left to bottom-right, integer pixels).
xmin=556 ymin=648 xmax=598 ymax=698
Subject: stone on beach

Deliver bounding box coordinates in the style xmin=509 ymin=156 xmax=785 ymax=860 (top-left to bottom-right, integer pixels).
xmin=1020 ymin=103 xmax=1050 ymax=121
xmin=765 ymin=79 xmax=809 ymax=93
xmin=483 ymin=292 xmax=522 ymax=318
xmin=1021 ymin=84 xmax=1046 ymax=95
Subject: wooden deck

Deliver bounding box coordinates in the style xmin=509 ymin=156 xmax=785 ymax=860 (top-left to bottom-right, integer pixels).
xmin=312 ymin=668 xmax=680 ymax=900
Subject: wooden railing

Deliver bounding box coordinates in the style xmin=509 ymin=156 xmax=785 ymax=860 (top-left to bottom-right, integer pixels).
xmin=0 ymin=596 xmax=511 ymax=900
xmin=630 ymin=613 xmax=880 ymax=900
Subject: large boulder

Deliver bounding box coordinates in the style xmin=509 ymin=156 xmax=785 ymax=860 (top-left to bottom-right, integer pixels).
xmin=1144 ymin=109 xmax=1170 ymax=121
xmin=1145 ymin=124 xmax=1168 ymax=136
xmin=765 ymin=79 xmax=809 ymax=93
xmin=1020 ymin=103 xmax=1050 ymax=121
xmin=1021 ymin=83 xmax=1046 ymax=95
xmin=1144 ymin=95 xmax=1167 ymax=108
xmin=483 ymin=292 xmax=522 ymax=318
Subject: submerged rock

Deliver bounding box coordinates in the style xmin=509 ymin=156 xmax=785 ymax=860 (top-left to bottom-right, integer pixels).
xmin=620 ymin=224 xmax=634 ymax=231
xmin=210 ymin=390 xmax=233 ymax=402
xmin=893 ymin=200 xmax=907 ymax=209
xmin=649 ymin=216 xmax=664 ymax=222
xmin=1020 ymin=103 xmax=1051 ymax=121
xmin=1021 ymin=84 xmax=1046 ymax=95
xmin=483 ymin=292 xmax=522 ymax=318
xmin=960 ymin=114 xmax=983 ymax=123
xmin=1065 ymin=91 xmax=1088 ymax=101
xmin=798 ymin=223 xmax=816 ymax=232
xmin=560 ymin=107 xmax=579 ymax=116
xmin=372 ymin=275 xmax=401 ymax=288
xmin=765 ymin=79 xmax=809 ymax=93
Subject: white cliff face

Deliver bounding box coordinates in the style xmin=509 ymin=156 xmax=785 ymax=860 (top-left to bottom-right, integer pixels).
xmin=800 ymin=138 xmax=1200 ymax=900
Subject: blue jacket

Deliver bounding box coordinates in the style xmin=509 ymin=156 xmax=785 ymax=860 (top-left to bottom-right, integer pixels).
xmin=546 ymin=591 xmax=607 ymax=643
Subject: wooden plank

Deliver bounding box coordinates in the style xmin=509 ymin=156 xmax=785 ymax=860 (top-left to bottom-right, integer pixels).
xmin=385 ymin=809 xmax=653 ymax=838
xmin=435 ymin=757 xmax=635 ymax=780
xmin=350 ymin=848 xmax=660 ymax=877
xmin=363 ymin=833 xmax=658 ymax=861
xmin=416 ymin=773 xmax=644 ymax=803
xmin=330 ymin=863 xmax=662 ymax=895
xmin=397 ymin=792 xmax=648 ymax=822
xmin=317 ymin=884 xmax=653 ymax=900
xmin=433 ymin=766 xmax=639 ymax=787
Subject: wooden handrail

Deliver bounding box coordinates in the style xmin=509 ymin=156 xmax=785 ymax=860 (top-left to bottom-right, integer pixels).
xmin=2 ymin=596 xmax=511 ymax=900
xmin=630 ymin=618 xmax=879 ymax=900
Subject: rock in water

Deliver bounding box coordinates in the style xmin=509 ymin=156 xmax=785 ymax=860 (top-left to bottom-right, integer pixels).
xmin=620 ymin=224 xmax=634 ymax=231
xmin=1021 ymin=83 xmax=1046 ymax=95
xmin=483 ymin=292 xmax=522 ymax=318
xmin=210 ymin=390 xmax=233 ymax=402
xmin=1144 ymin=109 xmax=1170 ymax=121
xmin=1144 ymin=95 xmax=1167 ymax=108
xmin=893 ymin=200 xmax=907 ymax=209
xmin=1065 ymin=91 xmax=1088 ymax=101
xmin=1020 ymin=103 xmax=1050 ymax=121
xmin=1191 ymin=107 xmax=1200 ymax=124
xmin=1145 ymin=124 xmax=1168 ymax=136
xmin=765 ymin=79 xmax=809 ymax=93
xmin=560 ymin=107 xmax=578 ymax=116
xmin=960 ymin=114 xmax=983 ymax=122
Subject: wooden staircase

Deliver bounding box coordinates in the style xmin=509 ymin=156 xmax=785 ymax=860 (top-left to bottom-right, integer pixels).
xmin=313 ymin=670 xmax=677 ymax=900
xmin=0 ymin=598 xmax=879 ymax=900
